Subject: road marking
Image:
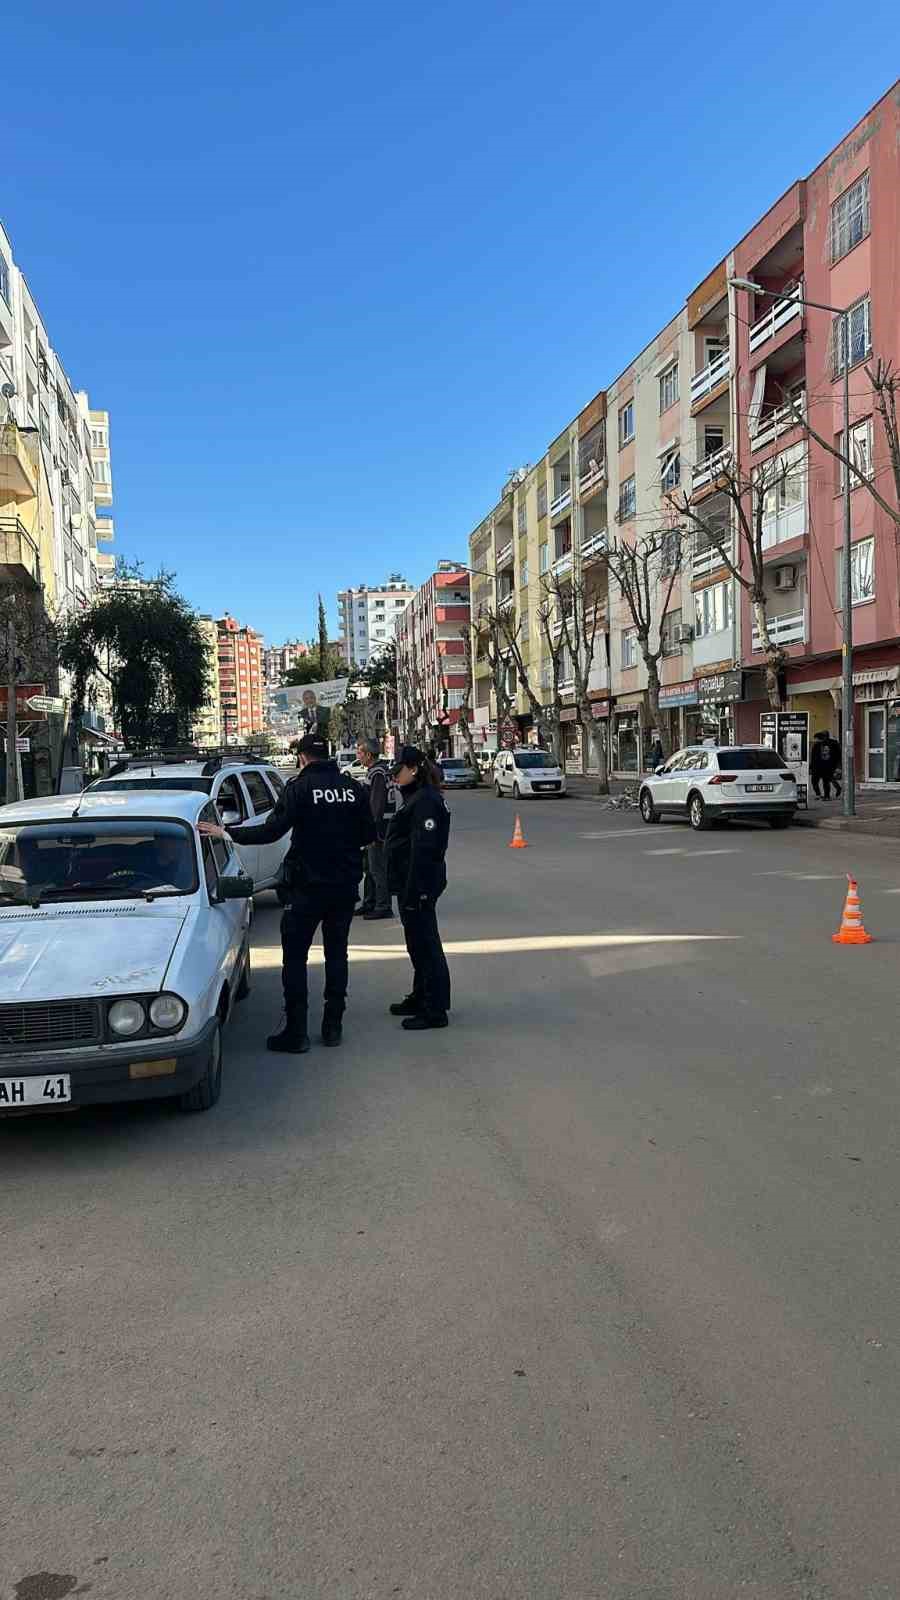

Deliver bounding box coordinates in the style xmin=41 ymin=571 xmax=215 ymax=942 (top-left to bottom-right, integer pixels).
xmin=757 ymin=871 xmax=846 ymax=881
xmin=692 ymin=848 xmax=741 ymax=856
xmin=252 ymin=932 xmax=739 ymax=968
xmin=580 ymin=829 xmax=653 ymax=839
xmin=644 ymin=848 xmax=687 ymax=855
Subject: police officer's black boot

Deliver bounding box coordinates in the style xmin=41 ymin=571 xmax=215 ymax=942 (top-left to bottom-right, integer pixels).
xmin=320 ymin=1006 xmax=343 ymax=1048
xmin=267 ymin=1007 xmax=311 ymax=1054
xmin=389 ymin=994 xmax=423 ymax=1016
xmin=401 ymin=1012 xmax=448 ymax=1031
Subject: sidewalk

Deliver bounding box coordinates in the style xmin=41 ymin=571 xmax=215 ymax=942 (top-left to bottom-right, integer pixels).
xmin=564 ymin=774 xmax=900 ymax=839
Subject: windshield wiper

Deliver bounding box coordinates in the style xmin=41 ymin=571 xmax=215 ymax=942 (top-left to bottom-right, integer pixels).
xmin=27 ymin=886 xmax=155 ymax=908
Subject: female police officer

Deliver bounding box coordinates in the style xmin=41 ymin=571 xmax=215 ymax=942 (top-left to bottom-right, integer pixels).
xmin=384 ymin=745 xmax=451 ymax=1030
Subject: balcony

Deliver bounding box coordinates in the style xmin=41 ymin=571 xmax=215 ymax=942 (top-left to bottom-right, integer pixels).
xmin=95 ymin=517 xmax=115 ymax=543
xmin=0 ymin=425 xmax=38 ymax=501
xmin=551 ymin=550 xmax=573 ymax=578
xmin=551 ymin=609 xmax=575 ymax=638
xmin=752 ymin=390 xmax=805 ymax=453
xmin=0 ymin=517 xmax=41 ymax=586
xmin=751 ymin=609 xmax=805 ymax=650
xmin=558 ymin=678 xmax=575 ymax=696
xmin=578 ymin=459 xmax=606 ymax=499
xmin=550 ymin=486 xmax=572 ymax=521
xmin=692 ymin=446 xmax=731 ymax=492
xmin=580 ymin=528 xmax=608 ymax=564
xmin=495 ymin=540 xmax=514 ymax=569
xmin=761 ymin=502 xmax=804 ymax=550
xmin=692 ymin=535 xmax=733 ymax=579
xmin=748 ymin=281 xmax=804 ymax=356
xmin=498 ymin=591 xmax=515 ymax=613
xmin=690 ymin=348 xmax=730 ymax=405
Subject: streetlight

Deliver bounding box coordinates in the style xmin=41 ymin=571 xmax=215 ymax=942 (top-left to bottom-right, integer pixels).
xmin=730 ymin=277 xmax=854 ymax=816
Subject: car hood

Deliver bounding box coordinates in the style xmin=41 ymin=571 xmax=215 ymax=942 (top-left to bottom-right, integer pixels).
xmin=0 ymin=904 xmax=188 ymax=1002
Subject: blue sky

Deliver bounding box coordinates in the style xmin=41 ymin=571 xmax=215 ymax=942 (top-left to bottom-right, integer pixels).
xmin=6 ymin=4 xmax=897 ymax=643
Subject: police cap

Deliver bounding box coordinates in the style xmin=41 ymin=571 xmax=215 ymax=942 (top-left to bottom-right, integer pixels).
xmin=390 ymin=744 xmax=426 ymax=776
xmin=298 ymin=733 xmax=329 ymax=759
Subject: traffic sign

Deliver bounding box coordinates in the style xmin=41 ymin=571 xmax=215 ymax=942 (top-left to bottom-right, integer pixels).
xmin=25 ymin=694 xmax=63 ymax=715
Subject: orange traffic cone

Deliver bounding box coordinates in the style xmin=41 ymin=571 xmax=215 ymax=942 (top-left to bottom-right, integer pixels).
xmin=509 ymin=813 xmax=528 ymax=850
xmin=832 ymin=874 xmax=873 ymax=944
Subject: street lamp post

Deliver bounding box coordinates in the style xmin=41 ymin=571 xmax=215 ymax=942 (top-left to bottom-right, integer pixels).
xmin=730 ymin=279 xmax=854 ymax=816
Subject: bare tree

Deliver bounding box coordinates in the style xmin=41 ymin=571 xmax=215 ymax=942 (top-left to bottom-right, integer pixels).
xmin=597 ymin=528 xmax=684 ymax=759
xmin=454 ymin=627 xmax=483 ymax=782
xmin=543 ymin=569 xmax=610 ymax=792
xmin=787 ymin=359 xmax=900 ymax=528
xmin=671 ymin=451 xmax=809 ymax=712
xmin=495 ymin=599 xmax=565 ymax=762
xmin=397 ymin=645 xmax=427 ymax=743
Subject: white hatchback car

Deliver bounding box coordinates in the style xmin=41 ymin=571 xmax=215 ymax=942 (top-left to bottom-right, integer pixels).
xmin=639 ymin=744 xmax=798 ymax=830
xmin=89 ymin=754 xmax=291 ymax=893
xmin=494 ymin=748 xmax=567 ymax=799
xmin=0 ymin=790 xmax=252 ymax=1115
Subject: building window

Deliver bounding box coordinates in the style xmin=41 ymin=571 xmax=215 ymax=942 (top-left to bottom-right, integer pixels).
xmin=93 ymin=459 xmax=110 ymax=484
xmin=661 ymin=609 xmax=682 ymax=655
xmin=520 ymin=560 xmax=529 ymax=587
xmin=660 ymin=528 xmax=681 ymax=573
xmin=618 ymin=401 xmax=634 ymax=447
xmin=537 ymin=483 xmax=548 ymax=520
xmin=658 ymin=363 xmax=679 ymax=414
xmin=618 ymin=475 xmax=636 ymax=522
xmin=517 ymin=501 xmax=526 ymax=535
xmin=704 ymin=425 xmax=725 ymax=459
xmin=760 ymin=443 xmax=806 ymax=547
xmin=660 ymin=449 xmax=680 ymax=492
xmin=693 ymin=579 xmax=733 ymax=638
xmin=840 ymin=417 xmax=874 ymax=489
xmin=833 ymin=297 xmax=871 ymax=375
xmin=845 ymin=537 xmax=875 ymax=605
xmin=0 ymin=255 xmax=9 ymax=308
xmin=621 ymin=627 xmax=639 ymax=669
xmin=539 ymin=542 xmax=548 ymax=575
xmin=831 ymin=172 xmax=869 ymax=263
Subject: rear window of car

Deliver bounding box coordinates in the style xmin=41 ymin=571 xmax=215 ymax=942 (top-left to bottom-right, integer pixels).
xmin=441 ymin=760 xmax=465 ymax=770
xmin=90 ymin=776 xmax=212 ymax=793
xmin=716 ymin=750 xmax=788 ymax=771
xmin=514 ymin=753 xmax=555 ymax=770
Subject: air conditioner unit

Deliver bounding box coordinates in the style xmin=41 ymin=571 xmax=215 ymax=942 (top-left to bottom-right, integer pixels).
xmin=674 ymin=624 xmax=694 ymax=644
xmin=774 ymin=565 xmax=797 ymax=591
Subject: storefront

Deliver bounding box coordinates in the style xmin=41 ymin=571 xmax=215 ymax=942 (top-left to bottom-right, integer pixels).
xmin=692 ymin=669 xmax=742 ymax=747
xmin=657 ymin=680 xmax=699 ymax=753
xmin=613 ymin=694 xmax=644 ymax=775
xmin=585 ymin=696 xmax=610 ymax=773
xmin=559 ymin=706 xmax=581 ymax=770
xmin=834 ymin=666 xmax=900 ymax=784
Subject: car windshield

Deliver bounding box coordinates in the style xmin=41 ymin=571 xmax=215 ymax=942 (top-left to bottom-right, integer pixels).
xmin=441 ymin=760 xmax=466 ymax=770
xmin=717 ymin=750 xmax=788 ymax=771
xmin=514 ymin=753 xmax=556 ymax=770
xmin=90 ymin=776 xmax=212 ymax=792
xmin=0 ymin=819 xmax=199 ymax=905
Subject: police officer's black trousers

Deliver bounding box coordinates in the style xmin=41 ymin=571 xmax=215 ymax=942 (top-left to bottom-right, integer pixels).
xmin=281 ymin=888 xmax=357 ymax=1025
xmin=400 ymin=898 xmax=451 ymax=1017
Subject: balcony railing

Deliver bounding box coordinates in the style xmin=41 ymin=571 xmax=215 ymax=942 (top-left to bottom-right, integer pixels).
xmin=580 ymin=528 xmax=608 ymax=564
xmin=551 ymin=550 xmax=573 ymax=578
xmin=495 ymin=540 xmax=514 ymax=569
xmin=761 ymin=502 xmax=805 ymax=550
xmin=752 ymin=389 xmax=805 ymax=452
xmin=748 ymin=280 xmax=804 ymax=355
xmin=0 ymin=516 xmax=41 ymax=586
xmin=692 ymin=535 xmax=733 ymax=579
xmin=691 ymin=445 xmax=731 ymax=491
xmin=498 ymin=591 xmax=515 ymax=612
xmin=751 ymin=609 xmax=805 ymax=650
xmin=551 ymin=610 xmax=575 ymax=638
xmin=578 ymin=459 xmax=606 ymax=498
xmin=690 ymin=348 xmax=731 ymax=403
xmin=550 ymin=486 xmax=572 ymax=520
xmin=0 ymin=424 xmax=38 ymax=501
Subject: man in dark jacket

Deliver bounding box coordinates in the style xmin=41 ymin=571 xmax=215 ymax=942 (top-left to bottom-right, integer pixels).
xmin=356 ymin=737 xmax=396 ymax=920
xmin=811 ymin=729 xmax=841 ymax=799
xmin=200 ymin=734 xmax=374 ymax=1053
xmin=385 ymin=746 xmax=451 ymax=1031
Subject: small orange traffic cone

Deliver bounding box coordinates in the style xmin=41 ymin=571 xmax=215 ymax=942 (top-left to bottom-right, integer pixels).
xmin=832 ymin=874 xmax=873 ymax=944
xmin=509 ymin=813 xmax=528 ymax=850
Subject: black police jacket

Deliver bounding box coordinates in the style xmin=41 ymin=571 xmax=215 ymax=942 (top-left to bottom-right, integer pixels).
xmin=226 ymin=760 xmax=375 ymax=893
xmin=385 ymin=779 xmax=450 ymax=907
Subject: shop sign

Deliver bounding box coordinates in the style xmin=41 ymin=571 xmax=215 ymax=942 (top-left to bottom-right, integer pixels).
xmin=699 ymin=669 xmax=742 ymax=703
xmin=0 ymin=684 xmax=46 ymax=714
xmin=760 ymin=710 xmax=809 ymax=807
xmin=559 ymin=707 xmax=577 ymax=723
xmin=591 ymin=701 xmax=610 ymax=719
xmin=659 ymin=680 xmax=699 ymax=707
xmin=616 ymin=693 xmax=644 ymax=710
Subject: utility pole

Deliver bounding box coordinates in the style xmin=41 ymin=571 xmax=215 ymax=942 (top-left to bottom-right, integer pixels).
xmin=5 ymin=616 xmax=18 ymax=805
xmin=840 ymin=311 xmax=855 ymax=816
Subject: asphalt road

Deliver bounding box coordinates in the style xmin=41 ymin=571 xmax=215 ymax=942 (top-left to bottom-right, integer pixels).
xmin=5 ymin=791 xmax=900 ymax=1599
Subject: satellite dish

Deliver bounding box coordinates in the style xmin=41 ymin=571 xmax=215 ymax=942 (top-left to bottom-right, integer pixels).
xmin=1 ymin=382 xmax=15 ymax=400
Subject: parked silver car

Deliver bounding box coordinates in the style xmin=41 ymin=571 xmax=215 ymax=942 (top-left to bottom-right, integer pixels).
xmin=439 ymin=757 xmax=478 ymax=789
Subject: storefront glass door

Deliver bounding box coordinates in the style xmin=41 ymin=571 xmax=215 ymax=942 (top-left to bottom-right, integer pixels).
xmin=866 ymin=706 xmax=886 ymax=781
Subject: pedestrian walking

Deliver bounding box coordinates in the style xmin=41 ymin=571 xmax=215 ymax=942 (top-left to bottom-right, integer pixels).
xmin=199 ymin=733 xmax=374 ymax=1053
xmin=385 ymin=745 xmax=451 ymax=1032
xmin=355 ymin=736 xmax=398 ymax=921
xmin=811 ymin=729 xmax=841 ymax=799
xmin=647 ymin=736 xmax=664 ymax=771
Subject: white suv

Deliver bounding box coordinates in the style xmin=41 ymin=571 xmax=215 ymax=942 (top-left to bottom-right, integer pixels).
xmin=494 ymin=748 xmax=567 ymax=799
xmin=89 ymin=754 xmax=291 ymax=892
xmin=639 ymin=745 xmax=797 ymax=830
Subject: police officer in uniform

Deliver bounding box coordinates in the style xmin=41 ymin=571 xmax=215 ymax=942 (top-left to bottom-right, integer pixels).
xmin=200 ymin=733 xmax=374 ymax=1053
xmin=385 ymin=745 xmax=451 ymax=1031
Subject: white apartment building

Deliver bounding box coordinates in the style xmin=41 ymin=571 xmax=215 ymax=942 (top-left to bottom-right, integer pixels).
xmin=338 ymin=574 xmax=414 ymax=670
xmin=263 ymin=639 xmax=309 ymax=684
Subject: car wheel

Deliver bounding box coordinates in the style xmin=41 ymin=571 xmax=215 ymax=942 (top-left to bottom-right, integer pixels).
xmin=688 ymin=792 xmax=710 ymax=831
xmin=179 ymin=1019 xmax=223 ymax=1114
xmin=513 ymin=782 xmax=520 ymax=799
xmin=235 ymin=945 xmax=251 ymax=1001
xmin=640 ymin=788 xmax=660 ymax=824
xmin=769 ymin=815 xmax=793 ymax=829
xmin=495 ymin=782 xmax=503 ymax=798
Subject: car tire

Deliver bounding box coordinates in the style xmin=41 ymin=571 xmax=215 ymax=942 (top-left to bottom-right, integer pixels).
xmin=495 ymin=782 xmax=503 ymax=798
xmin=235 ymin=946 xmax=251 ymax=1001
xmin=769 ymin=815 xmax=793 ymax=829
xmin=688 ymin=792 xmax=710 ymax=831
xmin=640 ymin=788 xmax=660 ymax=824
xmin=513 ymin=783 xmax=520 ymax=799
xmin=178 ymin=1019 xmax=223 ymax=1114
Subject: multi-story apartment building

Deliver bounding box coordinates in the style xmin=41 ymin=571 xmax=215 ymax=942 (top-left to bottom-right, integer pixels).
xmin=216 ymin=615 xmax=264 ymax=743
xmin=466 ymin=82 xmax=900 ymax=782
xmin=192 ymin=616 xmax=222 ymax=747
xmin=262 ymin=639 xmax=309 ymax=685
xmin=338 ymin=575 xmax=415 ymax=670
xmin=395 ymin=565 xmax=470 ymax=751
xmin=83 ymin=405 xmax=116 ymax=585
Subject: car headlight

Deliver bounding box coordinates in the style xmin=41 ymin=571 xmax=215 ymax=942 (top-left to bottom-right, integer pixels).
xmin=149 ymin=993 xmax=187 ymax=1031
xmin=108 ymin=998 xmax=146 ymax=1037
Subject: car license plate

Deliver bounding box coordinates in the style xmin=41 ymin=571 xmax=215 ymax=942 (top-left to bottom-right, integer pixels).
xmin=0 ymin=1073 xmax=72 ymax=1110
xmin=745 ymin=784 xmax=775 ymax=793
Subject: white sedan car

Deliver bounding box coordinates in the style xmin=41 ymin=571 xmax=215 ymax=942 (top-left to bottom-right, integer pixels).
xmin=494 ymin=748 xmax=567 ymax=799
xmin=639 ymin=744 xmax=798 ymax=830
xmin=0 ymin=790 xmax=253 ymax=1115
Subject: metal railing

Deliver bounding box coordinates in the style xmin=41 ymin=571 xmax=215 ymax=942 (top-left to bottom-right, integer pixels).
xmin=550 ymin=486 xmax=572 ymax=519
xmin=752 ymin=389 xmax=805 ymax=452
xmin=691 ymin=445 xmax=731 ymax=491
xmin=690 ymin=348 xmax=731 ymax=403
xmin=578 ymin=460 xmax=606 ymax=497
xmin=495 ymin=540 xmax=514 ymax=568
xmin=580 ymin=528 xmax=608 ymax=563
xmin=692 ymin=535 xmax=732 ymax=578
xmin=751 ymin=609 xmax=805 ymax=650
xmin=0 ymin=516 xmax=41 ymax=583
xmin=551 ymin=550 xmax=573 ymax=578
xmin=748 ymin=280 xmax=804 ymax=354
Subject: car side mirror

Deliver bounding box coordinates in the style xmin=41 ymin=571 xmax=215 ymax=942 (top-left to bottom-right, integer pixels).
xmin=217 ymin=874 xmax=254 ymax=900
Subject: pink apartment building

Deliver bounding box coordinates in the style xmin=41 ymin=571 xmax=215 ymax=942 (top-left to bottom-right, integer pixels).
xmin=395 ymin=565 xmax=471 ymax=752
